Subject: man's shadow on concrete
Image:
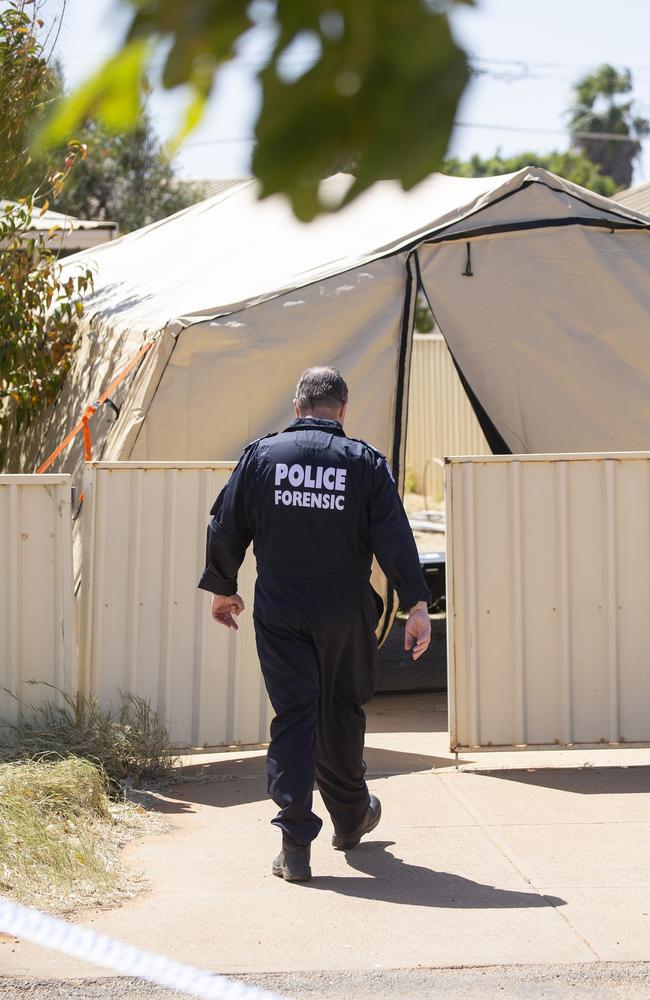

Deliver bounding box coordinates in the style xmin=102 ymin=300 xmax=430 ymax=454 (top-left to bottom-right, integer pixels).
xmin=301 ymin=840 xmax=566 ymax=910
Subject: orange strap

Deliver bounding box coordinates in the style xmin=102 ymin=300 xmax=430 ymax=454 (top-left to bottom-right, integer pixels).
xmin=37 ymin=339 xmax=154 ymax=474
xmin=81 ymin=408 xmax=95 ymax=461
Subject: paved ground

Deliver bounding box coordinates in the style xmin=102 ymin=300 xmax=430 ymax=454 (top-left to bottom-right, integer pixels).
xmin=2 ymin=964 xmax=650 ymax=1000
xmin=2 ymin=693 xmax=650 ymax=996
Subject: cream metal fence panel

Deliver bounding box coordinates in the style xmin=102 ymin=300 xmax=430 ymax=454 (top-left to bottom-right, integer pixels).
xmin=406 ymin=333 xmax=490 ymax=500
xmin=446 ymin=453 xmax=650 ymax=752
xmin=0 ymin=475 xmax=77 ymax=723
xmin=80 ymin=463 xmax=271 ymax=747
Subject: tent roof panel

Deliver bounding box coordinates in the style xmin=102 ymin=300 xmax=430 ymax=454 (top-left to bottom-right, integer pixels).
xmin=61 ymin=167 xmax=650 ymax=335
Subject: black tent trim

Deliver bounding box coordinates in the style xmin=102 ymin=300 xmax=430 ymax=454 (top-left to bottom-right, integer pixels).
xmin=377 ymin=251 xmax=419 ymax=646
xmin=410 ymin=177 xmax=650 ymax=251
xmin=420 ymin=215 xmax=650 ymax=247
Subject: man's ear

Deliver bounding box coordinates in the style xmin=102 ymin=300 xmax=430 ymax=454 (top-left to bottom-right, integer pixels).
xmin=293 ymin=399 xmax=301 ymax=417
xmin=339 ymin=401 xmax=348 ymax=423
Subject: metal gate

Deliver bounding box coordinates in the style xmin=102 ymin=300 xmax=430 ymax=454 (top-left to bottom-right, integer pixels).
xmin=80 ymin=463 xmax=271 ymax=747
xmin=446 ymin=454 xmax=650 ymax=751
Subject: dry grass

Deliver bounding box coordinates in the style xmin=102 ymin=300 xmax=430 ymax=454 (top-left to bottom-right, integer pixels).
xmin=0 ymin=756 xmax=166 ymax=914
xmin=0 ymin=686 xmax=177 ymax=793
xmin=0 ymin=689 xmax=175 ymax=913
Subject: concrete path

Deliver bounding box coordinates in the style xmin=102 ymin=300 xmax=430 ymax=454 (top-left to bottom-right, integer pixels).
xmin=2 ymin=693 xmax=650 ymax=989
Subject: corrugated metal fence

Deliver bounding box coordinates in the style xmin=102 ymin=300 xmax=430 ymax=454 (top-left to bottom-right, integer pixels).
xmin=7 ymin=455 xmax=650 ymax=754
xmin=446 ymin=454 xmax=650 ymax=751
xmin=80 ymin=463 xmax=271 ymax=747
xmin=406 ymin=333 xmax=490 ymax=499
xmin=0 ymin=475 xmax=77 ymax=724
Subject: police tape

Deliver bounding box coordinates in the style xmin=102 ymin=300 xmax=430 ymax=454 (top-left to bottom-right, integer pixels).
xmin=0 ymin=897 xmax=287 ymax=1000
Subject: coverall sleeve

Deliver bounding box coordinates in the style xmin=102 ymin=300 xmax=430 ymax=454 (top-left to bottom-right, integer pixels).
xmin=197 ymin=447 xmax=256 ymax=596
xmin=369 ymin=454 xmax=431 ymax=611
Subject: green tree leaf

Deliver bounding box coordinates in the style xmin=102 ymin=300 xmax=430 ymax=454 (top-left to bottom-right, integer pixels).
xmin=34 ymin=0 xmax=472 ymax=219
xmin=35 ymin=39 xmax=152 ymax=146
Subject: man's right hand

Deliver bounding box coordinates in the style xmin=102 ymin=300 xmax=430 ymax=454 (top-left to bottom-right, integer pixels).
xmin=211 ymin=593 xmax=245 ymax=630
xmin=404 ymin=601 xmax=431 ymax=661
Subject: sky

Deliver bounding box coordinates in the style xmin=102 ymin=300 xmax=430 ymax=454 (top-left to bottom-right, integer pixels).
xmin=41 ymin=0 xmax=650 ymax=186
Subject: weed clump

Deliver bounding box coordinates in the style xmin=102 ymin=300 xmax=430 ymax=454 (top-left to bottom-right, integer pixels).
xmin=0 ymin=686 xmax=177 ymax=793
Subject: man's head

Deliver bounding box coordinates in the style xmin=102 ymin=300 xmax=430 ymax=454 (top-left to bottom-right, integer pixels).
xmin=294 ymin=366 xmax=349 ymax=424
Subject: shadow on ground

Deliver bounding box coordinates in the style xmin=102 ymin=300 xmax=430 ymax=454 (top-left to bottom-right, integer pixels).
xmin=300 ymin=840 xmax=566 ymax=909
xmin=476 ymin=765 xmax=650 ymax=795
xmin=154 ymin=744 xmax=455 ymax=813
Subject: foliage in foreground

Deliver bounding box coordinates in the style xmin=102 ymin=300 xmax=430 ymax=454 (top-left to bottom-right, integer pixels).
xmin=0 ymin=756 xmax=164 ymax=913
xmin=0 ymin=687 xmax=177 ymax=793
xmin=36 ymin=0 xmax=472 ymax=221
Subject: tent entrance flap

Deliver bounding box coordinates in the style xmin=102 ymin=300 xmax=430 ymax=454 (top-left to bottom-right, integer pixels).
xmin=419 ymin=226 xmax=650 ymax=455
xmin=414 ymin=252 xmax=508 ymax=456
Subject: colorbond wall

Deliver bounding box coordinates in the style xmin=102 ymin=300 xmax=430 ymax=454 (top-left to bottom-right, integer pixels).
xmin=405 ymin=333 xmax=490 ymax=500
xmin=0 ymin=475 xmax=77 ymax=723
xmin=446 ymin=454 xmax=650 ymax=751
xmin=80 ymin=463 xmax=271 ymax=747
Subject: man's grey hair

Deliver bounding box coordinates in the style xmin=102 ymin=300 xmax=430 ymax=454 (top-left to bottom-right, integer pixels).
xmin=294 ymin=366 xmax=349 ymax=413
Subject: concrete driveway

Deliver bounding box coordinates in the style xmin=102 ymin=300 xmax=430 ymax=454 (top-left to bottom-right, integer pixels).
xmin=2 ymin=693 xmax=650 ymax=994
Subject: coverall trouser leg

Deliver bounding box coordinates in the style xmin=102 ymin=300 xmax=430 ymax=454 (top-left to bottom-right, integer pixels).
xmin=253 ymin=578 xmax=379 ymax=845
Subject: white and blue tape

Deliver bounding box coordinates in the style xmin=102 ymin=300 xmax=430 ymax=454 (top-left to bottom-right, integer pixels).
xmin=0 ymin=897 xmax=286 ymax=1000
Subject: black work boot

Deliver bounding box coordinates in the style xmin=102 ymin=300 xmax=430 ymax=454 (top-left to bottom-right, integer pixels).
xmin=272 ymin=834 xmax=312 ymax=882
xmin=332 ymin=794 xmax=382 ymax=850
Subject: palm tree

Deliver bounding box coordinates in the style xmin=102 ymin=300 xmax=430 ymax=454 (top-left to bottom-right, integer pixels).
xmin=568 ymin=65 xmax=649 ymax=189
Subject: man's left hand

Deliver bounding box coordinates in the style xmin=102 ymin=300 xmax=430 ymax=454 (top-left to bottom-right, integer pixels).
xmin=404 ymin=602 xmax=431 ymax=660
xmin=211 ymin=593 xmax=245 ymax=630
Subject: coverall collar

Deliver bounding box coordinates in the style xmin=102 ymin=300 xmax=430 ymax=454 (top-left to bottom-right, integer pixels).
xmin=285 ymin=416 xmax=347 ymax=437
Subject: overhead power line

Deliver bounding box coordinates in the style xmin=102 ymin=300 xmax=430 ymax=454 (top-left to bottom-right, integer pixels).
xmin=184 ymin=122 xmax=647 ymax=149
xmin=454 ymin=122 xmax=644 ymax=143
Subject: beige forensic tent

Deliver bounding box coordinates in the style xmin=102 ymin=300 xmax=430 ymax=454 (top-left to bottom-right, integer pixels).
xmin=9 ymin=165 xmax=650 ymax=469
xmin=5 ymin=165 xmax=650 ymax=627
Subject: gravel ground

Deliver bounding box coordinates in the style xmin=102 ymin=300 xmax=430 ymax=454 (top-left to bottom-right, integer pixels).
xmin=2 ymin=964 xmax=650 ymax=1000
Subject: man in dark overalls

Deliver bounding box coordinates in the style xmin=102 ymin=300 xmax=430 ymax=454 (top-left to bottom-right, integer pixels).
xmin=198 ymin=367 xmax=431 ymax=881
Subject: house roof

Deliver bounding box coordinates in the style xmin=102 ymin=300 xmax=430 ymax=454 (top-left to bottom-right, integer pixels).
xmin=177 ymin=178 xmax=248 ymax=202
xmin=1 ymin=200 xmax=118 ymax=250
xmin=612 ymin=181 xmax=650 ymax=217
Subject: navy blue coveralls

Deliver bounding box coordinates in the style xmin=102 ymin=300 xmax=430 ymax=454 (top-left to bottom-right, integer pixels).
xmin=198 ymin=417 xmax=430 ymax=845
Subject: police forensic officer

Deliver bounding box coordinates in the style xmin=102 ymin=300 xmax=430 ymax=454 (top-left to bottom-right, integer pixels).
xmin=198 ymin=366 xmax=431 ymax=882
